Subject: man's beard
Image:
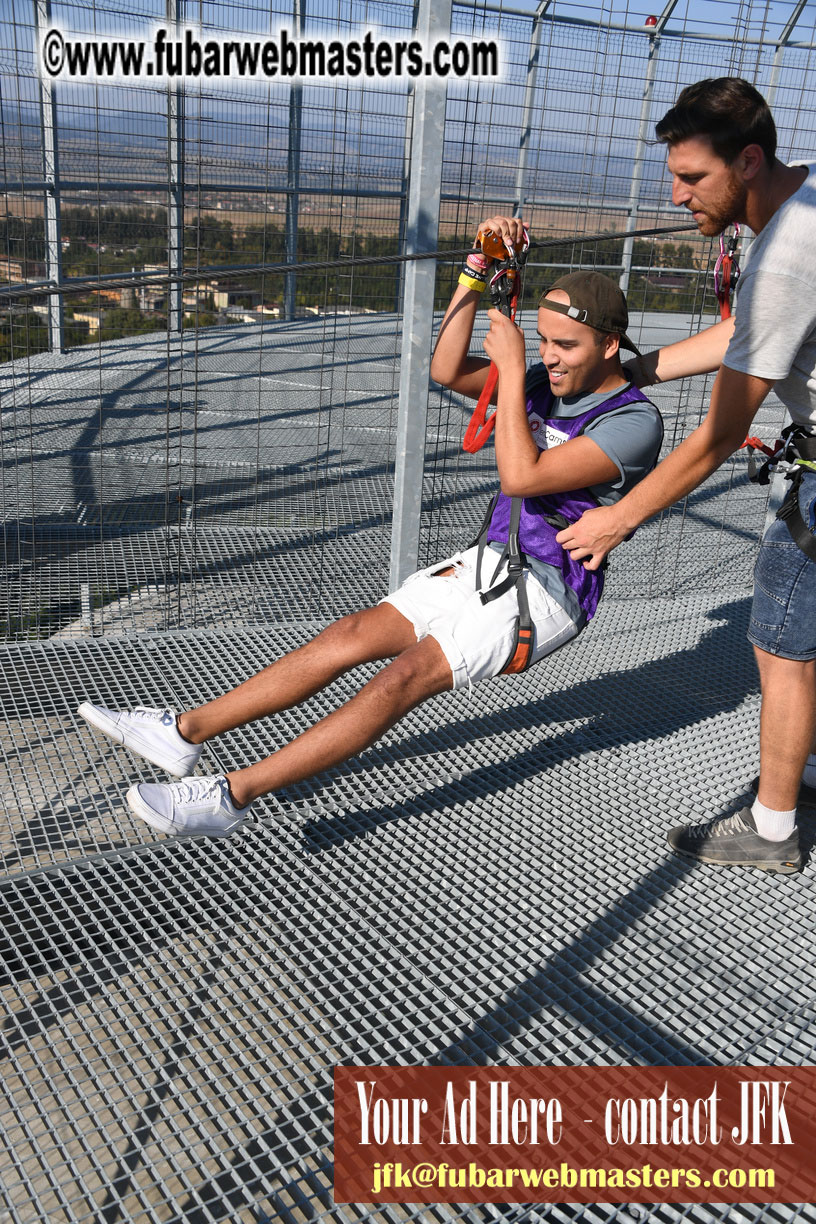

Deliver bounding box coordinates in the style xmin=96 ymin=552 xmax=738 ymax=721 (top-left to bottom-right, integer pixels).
xmin=693 ymin=172 xmax=747 ymax=235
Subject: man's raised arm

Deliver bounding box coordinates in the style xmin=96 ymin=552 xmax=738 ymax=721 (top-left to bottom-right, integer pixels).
xmin=625 ymin=315 xmax=735 ymax=387
xmin=430 ymin=213 xmax=526 ymax=402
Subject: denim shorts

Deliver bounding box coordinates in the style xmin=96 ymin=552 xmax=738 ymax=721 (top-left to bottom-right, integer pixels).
xmin=748 ymin=469 xmax=816 ymax=660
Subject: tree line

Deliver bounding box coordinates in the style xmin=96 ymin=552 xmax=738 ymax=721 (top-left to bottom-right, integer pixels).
xmin=1 ymin=207 xmax=708 ymax=363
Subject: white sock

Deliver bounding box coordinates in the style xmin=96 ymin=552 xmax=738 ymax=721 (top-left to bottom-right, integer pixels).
xmin=751 ymin=798 xmax=797 ymax=842
xmin=802 ymin=753 xmax=816 ymax=789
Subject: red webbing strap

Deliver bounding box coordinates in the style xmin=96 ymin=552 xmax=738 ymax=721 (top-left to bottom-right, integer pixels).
xmin=462 ymin=364 xmax=499 ymax=452
xmin=462 ymin=284 xmax=519 ymax=454
xmin=714 ymin=225 xmax=740 ymax=322
xmin=741 ymin=434 xmax=777 ymax=458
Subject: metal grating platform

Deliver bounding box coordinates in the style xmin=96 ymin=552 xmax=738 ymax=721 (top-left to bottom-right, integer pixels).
xmin=3 ymin=319 xmax=814 ymax=1223
xmin=2 ymin=592 xmax=816 ymax=1223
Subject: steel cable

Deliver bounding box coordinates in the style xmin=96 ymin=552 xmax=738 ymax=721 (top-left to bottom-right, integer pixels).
xmin=0 ymin=222 xmax=700 ymax=302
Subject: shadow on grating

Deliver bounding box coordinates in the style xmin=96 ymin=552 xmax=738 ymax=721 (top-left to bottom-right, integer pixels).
xmin=2 ymin=322 xmax=811 ymax=1223
xmin=2 ymin=589 xmax=816 ymax=1224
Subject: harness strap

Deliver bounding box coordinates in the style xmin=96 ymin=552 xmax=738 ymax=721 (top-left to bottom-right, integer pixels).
xmin=794 ymin=433 xmax=816 ymax=462
xmin=474 ymin=498 xmax=574 ymax=675
xmin=746 ymin=423 xmax=816 ymax=484
xmin=502 ymin=573 xmax=534 ymax=674
xmin=777 ymin=469 xmax=816 ymax=564
xmin=479 ymin=496 xmax=524 ymax=606
xmin=473 ymin=491 xmax=500 ymax=590
xmin=477 ymin=497 xmax=534 ymax=673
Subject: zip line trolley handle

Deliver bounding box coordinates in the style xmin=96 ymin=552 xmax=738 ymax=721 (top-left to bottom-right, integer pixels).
xmin=475 ymin=224 xmax=529 ymax=266
xmin=482 ymin=226 xmax=530 ymax=316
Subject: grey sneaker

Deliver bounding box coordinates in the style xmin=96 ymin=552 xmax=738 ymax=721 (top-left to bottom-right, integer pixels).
xmin=750 ymin=775 xmax=816 ymax=810
xmin=126 ymin=775 xmax=250 ymax=838
xmin=667 ymin=807 xmax=802 ymax=874
xmin=78 ymin=703 xmax=202 ymax=778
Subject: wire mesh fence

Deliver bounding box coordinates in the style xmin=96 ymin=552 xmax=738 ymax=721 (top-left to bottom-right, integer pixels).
xmin=4 ymin=0 xmax=816 ymax=642
xmin=5 ymin=5 xmax=816 ymax=1224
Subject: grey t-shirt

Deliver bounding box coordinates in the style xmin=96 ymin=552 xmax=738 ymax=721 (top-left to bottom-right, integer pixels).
xmin=724 ymin=161 xmax=816 ymax=426
xmin=522 ymin=364 xmax=664 ymax=504
xmin=488 ymin=365 xmax=664 ymax=622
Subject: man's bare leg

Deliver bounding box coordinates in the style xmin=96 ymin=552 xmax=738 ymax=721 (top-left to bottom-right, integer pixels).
xmin=666 ymin=646 xmax=810 ymax=869
xmin=224 ymin=634 xmax=453 ymax=805
xmin=754 ymin=646 xmax=816 ymax=811
xmin=177 ymin=603 xmax=418 ymax=744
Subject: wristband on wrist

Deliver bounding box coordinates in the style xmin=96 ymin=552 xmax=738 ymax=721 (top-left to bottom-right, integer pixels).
xmin=458 ymin=263 xmax=488 ymax=293
xmin=466 ymin=251 xmax=490 ymax=271
xmin=459 ymin=270 xmax=484 ymax=291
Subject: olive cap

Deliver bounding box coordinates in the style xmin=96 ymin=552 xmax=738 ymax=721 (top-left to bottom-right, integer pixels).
xmin=539 ymin=271 xmax=641 ymax=355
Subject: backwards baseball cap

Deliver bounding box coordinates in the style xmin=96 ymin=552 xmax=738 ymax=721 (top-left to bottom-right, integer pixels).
xmin=538 ymin=271 xmax=641 ymax=356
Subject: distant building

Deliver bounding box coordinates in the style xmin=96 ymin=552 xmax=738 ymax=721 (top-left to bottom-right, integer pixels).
xmin=644 ymin=272 xmax=688 ymax=290
xmin=224 ymin=306 xmax=264 ymax=324
xmin=138 ymin=268 xmax=168 ymax=312
xmin=95 ymin=288 xmax=127 ymax=304
xmin=213 ymin=285 xmax=261 ymax=310
xmin=71 ymin=311 xmax=103 ymax=334
xmin=0 ymin=257 xmax=47 ymax=283
xmin=182 ymin=284 xmax=213 ymax=308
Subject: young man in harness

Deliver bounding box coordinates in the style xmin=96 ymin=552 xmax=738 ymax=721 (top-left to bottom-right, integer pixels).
xmin=77 ymin=218 xmax=662 ymax=837
xmin=557 ymin=77 xmax=816 ymax=874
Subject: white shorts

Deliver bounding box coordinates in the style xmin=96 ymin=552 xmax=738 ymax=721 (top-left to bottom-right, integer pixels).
xmin=381 ymin=544 xmax=581 ymax=691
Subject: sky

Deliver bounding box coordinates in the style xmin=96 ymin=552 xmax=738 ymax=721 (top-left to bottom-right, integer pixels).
xmin=2 ymin=0 xmax=816 ymax=210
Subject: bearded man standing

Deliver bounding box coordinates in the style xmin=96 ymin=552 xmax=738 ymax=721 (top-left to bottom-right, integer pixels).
xmin=557 ymin=77 xmax=816 ymax=874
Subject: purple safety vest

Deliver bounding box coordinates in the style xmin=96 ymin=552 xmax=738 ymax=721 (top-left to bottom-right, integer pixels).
xmin=486 ymin=379 xmax=656 ymax=621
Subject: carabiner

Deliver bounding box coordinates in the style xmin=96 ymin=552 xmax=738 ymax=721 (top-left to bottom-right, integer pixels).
xmin=713 ymin=223 xmax=741 ymax=299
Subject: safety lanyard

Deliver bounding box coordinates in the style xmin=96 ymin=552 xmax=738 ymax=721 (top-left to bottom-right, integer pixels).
xmin=462 ymin=225 xmax=529 ymax=454
xmin=713 ymin=224 xmax=741 ymax=321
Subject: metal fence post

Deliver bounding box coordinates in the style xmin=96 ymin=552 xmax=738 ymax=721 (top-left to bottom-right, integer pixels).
xmin=388 ymin=0 xmax=451 ymax=591
xmin=619 ymin=0 xmax=677 ymax=296
xmin=167 ymin=0 xmax=184 ymax=333
xmin=767 ymin=0 xmax=807 ymax=107
xmin=34 ymin=0 xmax=64 ymax=353
xmin=513 ymin=0 xmax=550 ymax=220
xmin=394 ymin=87 xmax=415 ymax=314
xmin=284 ymin=0 xmax=304 ymax=322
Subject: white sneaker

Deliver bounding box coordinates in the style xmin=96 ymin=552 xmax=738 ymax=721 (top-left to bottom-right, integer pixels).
xmin=126 ymin=775 xmax=250 ymax=837
xmin=78 ymin=703 xmax=203 ymax=777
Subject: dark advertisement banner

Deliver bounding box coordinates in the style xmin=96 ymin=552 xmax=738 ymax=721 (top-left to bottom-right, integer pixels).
xmin=334 ymin=1065 xmax=816 ymax=1204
